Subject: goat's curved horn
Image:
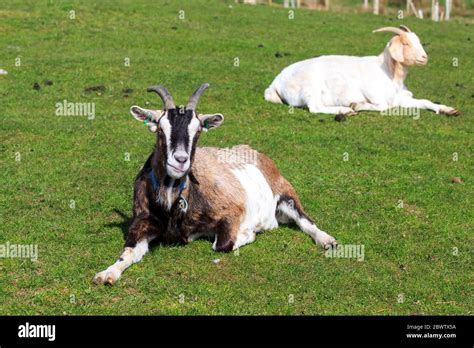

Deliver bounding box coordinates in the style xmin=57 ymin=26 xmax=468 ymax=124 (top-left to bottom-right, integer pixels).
xmin=186 ymin=83 xmax=210 ymax=111
xmin=147 ymin=85 xmax=176 ymax=110
xmin=372 ymin=27 xmax=406 ymax=36
xmin=399 ymin=25 xmax=412 ymax=33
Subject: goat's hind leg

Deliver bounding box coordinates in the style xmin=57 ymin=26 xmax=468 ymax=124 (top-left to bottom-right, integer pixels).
xmin=93 ymin=216 xmax=158 ymax=285
xmin=276 ymin=195 xmax=336 ymax=249
xmin=350 ymin=101 xmax=388 ymax=112
xmin=308 ymin=102 xmax=356 ymax=115
xmin=307 ymin=95 xmax=355 ymax=115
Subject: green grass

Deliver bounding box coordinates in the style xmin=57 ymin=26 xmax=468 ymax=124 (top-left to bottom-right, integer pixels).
xmin=0 ymin=0 xmax=473 ymax=315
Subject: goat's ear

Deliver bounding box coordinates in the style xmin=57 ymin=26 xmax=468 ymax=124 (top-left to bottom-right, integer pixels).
xmin=388 ymin=36 xmax=404 ymax=63
xmin=130 ymin=106 xmax=163 ymax=132
xmin=198 ymin=113 xmax=224 ymax=131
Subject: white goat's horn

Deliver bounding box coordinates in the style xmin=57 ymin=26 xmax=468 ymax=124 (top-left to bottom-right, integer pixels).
xmin=372 ymin=27 xmax=406 ymax=36
xmin=399 ymin=25 xmax=412 ymax=33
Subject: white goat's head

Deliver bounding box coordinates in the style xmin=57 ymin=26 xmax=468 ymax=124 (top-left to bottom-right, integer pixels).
xmin=130 ymin=84 xmax=224 ymax=179
xmin=374 ymin=25 xmax=428 ymax=66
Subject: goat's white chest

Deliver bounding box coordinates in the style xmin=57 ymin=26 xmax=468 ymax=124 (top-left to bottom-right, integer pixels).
xmin=231 ymin=164 xmax=279 ymax=233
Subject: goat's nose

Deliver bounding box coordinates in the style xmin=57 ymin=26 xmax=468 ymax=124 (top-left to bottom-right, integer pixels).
xmin=174 ymin=154 xmax=189 ymax=164
xmin=422 ymin=54 xmax=428 ymax=60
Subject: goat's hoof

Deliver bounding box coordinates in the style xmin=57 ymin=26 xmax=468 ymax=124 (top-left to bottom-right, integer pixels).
xmin=349 ymin=102 xmax=359 ymax=110
xmin=441 ymin=106 xmax=460 ymax=117
xmin=93 ymin=269 xmax=118 ymax=285
xmin=323 ymin=239 xmax=338 ymax=250
xmin=446 ymin=109 xmax=460 ymax=117
xmin=93 ymin=271 xmax=107 ymax=285
xmin=104 ymin=274 xmax=117 ymax=285
xmin=317 ymin=232 xmax=337 ymax=250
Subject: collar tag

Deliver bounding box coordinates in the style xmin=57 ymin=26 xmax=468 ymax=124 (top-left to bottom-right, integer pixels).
xmin=178 ymin=196 xmax=188 ymax=212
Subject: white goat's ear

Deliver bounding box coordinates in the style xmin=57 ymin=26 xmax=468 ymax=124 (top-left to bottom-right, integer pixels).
xmin=198 ymin=113 xmax=224 ymax=131
xmin=130 ymin=106 xmax=163 ymax=132
xmin=388 ymin=36 xmax=405 ymax=63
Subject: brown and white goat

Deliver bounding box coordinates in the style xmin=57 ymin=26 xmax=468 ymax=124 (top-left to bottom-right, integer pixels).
xmin=94 ymin=84 xmax=336 ymax=285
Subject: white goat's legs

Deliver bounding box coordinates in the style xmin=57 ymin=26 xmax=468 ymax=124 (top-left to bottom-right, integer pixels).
xmin=396 ymin=97 xmax=459 ymax=115
xmin=277 ymin=199 xmax=337 ymax=249
xmin=308 ymin=104 xmax=356 ymax=115
xmin=350 ymin=101 xmax=388 ymax=112
xmin=306 ymin=93 xmax=356 ymax=114
xmin=94 ymin=238 xmax=151 ymax=285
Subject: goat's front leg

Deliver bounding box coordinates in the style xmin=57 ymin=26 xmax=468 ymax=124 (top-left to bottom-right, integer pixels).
xmin=396 ymin=96 xmax=459 ymax=116
xmin=93 ymin=216 xmax=159 ymax=285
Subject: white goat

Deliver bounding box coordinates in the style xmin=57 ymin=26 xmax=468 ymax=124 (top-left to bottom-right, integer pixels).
xmin=264 ymin=25 xmax=459 ymax=116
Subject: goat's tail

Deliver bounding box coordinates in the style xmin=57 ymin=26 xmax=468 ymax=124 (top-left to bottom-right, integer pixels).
xmin=264 ymin=84 xmax=282 ymax=104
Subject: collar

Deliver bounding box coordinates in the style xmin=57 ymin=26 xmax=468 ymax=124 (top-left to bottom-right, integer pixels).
xmin=149 ymin=168 xmax=188 ymax=212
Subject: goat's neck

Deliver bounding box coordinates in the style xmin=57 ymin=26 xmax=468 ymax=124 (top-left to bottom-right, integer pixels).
xmin=380 ymin=49 xmax=408 ymax=87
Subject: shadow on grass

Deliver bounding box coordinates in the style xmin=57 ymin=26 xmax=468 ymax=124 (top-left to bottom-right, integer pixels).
xmin=104 ymin=209 xmax=313 ymax=251
xmin=105 ymin=209 xmax=131 ymax=241
xmin=104 ymin=209 xmax=189 ymax=249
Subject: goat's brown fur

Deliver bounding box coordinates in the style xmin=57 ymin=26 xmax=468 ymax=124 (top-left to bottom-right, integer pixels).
xmin=125 ymin=147 xmax=249 ymax=251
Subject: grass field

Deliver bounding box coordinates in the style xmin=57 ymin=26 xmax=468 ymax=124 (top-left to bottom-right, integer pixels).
xmin=1 ymin=0 xmax=473 ymax=315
